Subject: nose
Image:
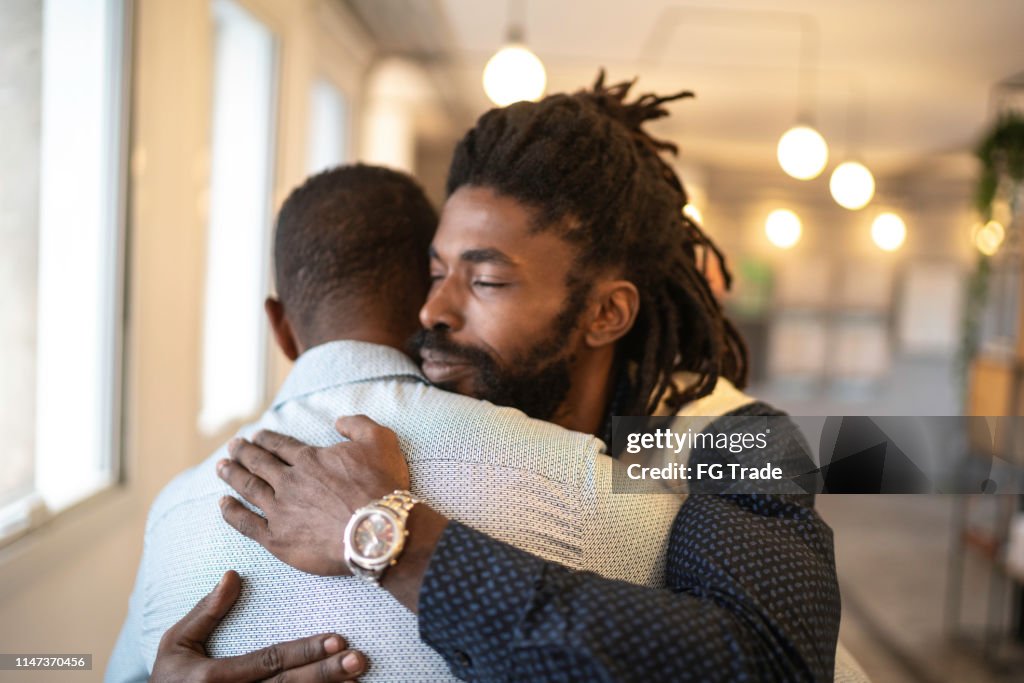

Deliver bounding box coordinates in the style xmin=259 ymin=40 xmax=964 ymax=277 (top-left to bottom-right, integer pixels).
xmin=419 ymin=276 xmax=464 ymax=332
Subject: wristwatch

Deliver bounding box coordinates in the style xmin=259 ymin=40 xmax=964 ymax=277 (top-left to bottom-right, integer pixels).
xmin=344 ymin=490 xmax=420 ymax=585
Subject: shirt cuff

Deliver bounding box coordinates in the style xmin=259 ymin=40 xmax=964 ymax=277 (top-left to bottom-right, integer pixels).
xmin=418 ymin=520 xmax=545 ymax=681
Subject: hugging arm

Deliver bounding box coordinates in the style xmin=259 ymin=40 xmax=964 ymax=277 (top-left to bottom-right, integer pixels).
xmin=135 ymin=571 xmax=368 ymax=683
xmin=417 ymin=494 xmax=839 ymax=682
xmin=415 ymin=414 xmax=839 ymax=681
xmin=216 ymin=417 xmax=840 ymax=682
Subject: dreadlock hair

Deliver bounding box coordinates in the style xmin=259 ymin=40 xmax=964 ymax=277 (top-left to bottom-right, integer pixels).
xmin=445 ymin=71 xmax=748 ymax=418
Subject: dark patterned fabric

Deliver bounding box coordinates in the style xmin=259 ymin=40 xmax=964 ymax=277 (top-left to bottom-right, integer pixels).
xmin=419 ymin=403 xmax=841 ymax=682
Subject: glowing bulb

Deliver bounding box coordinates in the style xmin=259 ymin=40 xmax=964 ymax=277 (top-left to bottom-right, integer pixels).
xmin=971 ymin=219 xmax=1005 ymax=244
xmin=765 ymin=209 xmax=802 ymax=249
xmin=777 ymin=125 xmax=828 ymax=180
xmin=683 ymin=203 xmax=703 ymax=226
xmin=871 ymin=212 xmax=906 ymax=252
xmin=482 ymin=44 xmax=546 ymax=106
xmin=973 ymin=220 xmax=1005 ymax=256
xmin=829 ymin=161 xmax=875 ymax=210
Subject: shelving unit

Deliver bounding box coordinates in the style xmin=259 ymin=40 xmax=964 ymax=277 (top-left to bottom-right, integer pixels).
xmin=947 ymin=75 xmax=1024 ymax=670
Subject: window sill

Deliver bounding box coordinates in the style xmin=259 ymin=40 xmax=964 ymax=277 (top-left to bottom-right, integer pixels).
xmin=0 ymin=483 xmax=145 ymax=603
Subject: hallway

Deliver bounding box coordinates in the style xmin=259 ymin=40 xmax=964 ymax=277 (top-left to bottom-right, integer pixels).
xmin=821 ymin=495 xmax=1024 ymax=683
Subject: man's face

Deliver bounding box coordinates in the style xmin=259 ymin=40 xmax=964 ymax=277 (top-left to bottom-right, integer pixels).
xmin=410 ymin=185 xmax=588 ymax=420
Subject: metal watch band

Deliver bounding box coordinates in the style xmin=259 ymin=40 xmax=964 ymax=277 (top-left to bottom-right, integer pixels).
xmin=345 ymin=490 xmax=420 ymax=586
xmin=378 ymin=490 xmax=420 ymax=518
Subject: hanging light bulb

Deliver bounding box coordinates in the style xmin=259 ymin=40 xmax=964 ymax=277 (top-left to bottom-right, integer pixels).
xmin=777 ymin=125 xmax=828 ymax=180
xmin=871 ymin=212 xmax=906 ymax=252
xmin=829 ymin=161 xmax=875 ymax=210
xmin=765 ymin=209 xmax=802 ymax=249
xmin=972 ymin=220 xmax=1005 ymax=256
xmin=482 ymin=30 xmax=546 ymax=107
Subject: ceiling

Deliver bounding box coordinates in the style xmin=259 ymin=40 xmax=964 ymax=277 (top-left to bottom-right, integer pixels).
xmin=349 ymin=0 xmax=1024 ymax=176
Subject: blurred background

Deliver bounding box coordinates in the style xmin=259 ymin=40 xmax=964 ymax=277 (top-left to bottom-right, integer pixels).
xmin=1 ymin=0 xmax=1023 ymax=680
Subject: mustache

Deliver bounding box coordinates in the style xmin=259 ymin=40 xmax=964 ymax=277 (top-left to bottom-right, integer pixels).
xmin=407 ymin=328 xmax=496 ymax=369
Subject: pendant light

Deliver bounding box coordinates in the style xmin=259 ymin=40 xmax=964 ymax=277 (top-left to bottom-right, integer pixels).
xmin=778 ymin=125 xmax=828 ymax=180
xmin=765 ymin=209 xmax=802 ymax=249
xmin=972 ymin=220 xmax=1005 ymax=256
xmin=829 ymin=82 xmax=875 ymax=210
xmin=482 ymin=1 xmax=546 ymax=106
xmin=777 ymin=19 xmax=828 ymax=180
xmin=830 ymin=161 xmax=875 ymax=210
xmin=871 ymin=212 xmax=906 ymax=252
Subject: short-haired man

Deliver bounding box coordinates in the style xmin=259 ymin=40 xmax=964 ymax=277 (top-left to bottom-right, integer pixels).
xmin=107 ymin=163 xmax=684 ymax=682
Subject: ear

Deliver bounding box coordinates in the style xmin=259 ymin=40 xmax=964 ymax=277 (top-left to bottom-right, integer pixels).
xmin=265 ymin=297 xmax=300 ymax=361
xmin=582 ymin=280 xmax=639 ymax=349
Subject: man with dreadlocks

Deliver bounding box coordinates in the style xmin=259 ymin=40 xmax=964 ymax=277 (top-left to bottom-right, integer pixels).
xmin=405 ymin=73 xmax=751 ymax=442
xmin=160 ymin=75 xmax=842 ymax=682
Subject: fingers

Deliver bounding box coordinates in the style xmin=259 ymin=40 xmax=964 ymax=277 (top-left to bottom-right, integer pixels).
xmin=216 ymin=634 xmax=366 ymax=683
xmin=228 ymin=437 xmax=288 ymax=489
xmin=165 ymin=570 xmax=241 ymax=647
xmin=334 ymin=415 xmax=391 ymax=444
xmin=262 ymin=649 xmax=368 ymax=683
xmin=220 ymin=496 xmax=271 ymax=545
xmin=251 ymin=430 xmax=315 ymax=466
xmin=218 ymin=458 xmax=274 ymax=510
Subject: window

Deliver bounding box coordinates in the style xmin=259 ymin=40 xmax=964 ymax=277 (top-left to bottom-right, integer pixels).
xmin=199 ymin=0 xmax=278 ymax=434
xmin=307 ymin=77 xmax=348 ymax=174
xmin=0 ymin=0 xmax=129 ymax=542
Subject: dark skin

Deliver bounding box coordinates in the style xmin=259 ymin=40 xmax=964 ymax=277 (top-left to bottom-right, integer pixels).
xmin=156 ymin=185 xmax=641 ymax=674
xmin=418 ymin=186 xmax=638 ymax=435
xmin=151 ymin=570 xmax=367 ymax=682
xmin=218 ymin=423 xmax=442 ymax=612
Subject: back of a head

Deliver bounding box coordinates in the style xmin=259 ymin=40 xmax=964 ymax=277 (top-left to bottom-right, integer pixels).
xmin=446 ymin=73 xmax=748 ymax=417
xmin=274 ymin=164 xmax=437 ymax=343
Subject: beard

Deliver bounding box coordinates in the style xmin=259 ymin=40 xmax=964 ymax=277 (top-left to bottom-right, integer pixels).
xmin=408 ymin=290 xmax=587 ymax=421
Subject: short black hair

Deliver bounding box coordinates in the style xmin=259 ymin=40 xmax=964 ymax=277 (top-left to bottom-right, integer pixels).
xmin=273 ymin=164 xmax=437 ymax=339
xmin=446 ymin=73 xmax=748 ymax=418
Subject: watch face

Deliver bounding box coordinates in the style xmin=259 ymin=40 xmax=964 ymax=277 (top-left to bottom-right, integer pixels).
xmin=353 ymin=510 xmax=397 ymax=560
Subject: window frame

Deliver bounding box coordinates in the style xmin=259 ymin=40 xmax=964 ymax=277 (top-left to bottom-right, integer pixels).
xmin=196 ymin=0 xmax=282 ymax=442
xmin=0 ymin=0 xmax=133 ymax=551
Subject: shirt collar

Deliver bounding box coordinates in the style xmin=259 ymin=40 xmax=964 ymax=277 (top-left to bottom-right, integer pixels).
xmin=271 ymin=340 xmax=428 ymax=408
xmin=673 ymin=375 xmax=754 ymax=418
xmin=655 ymin=373 xmax=755 ymax=418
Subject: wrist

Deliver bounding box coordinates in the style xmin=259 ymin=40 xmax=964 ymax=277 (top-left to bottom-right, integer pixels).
xmin=344 ymin=490 xmax=420 ymax=585
xmin=380 ymin=504 xmax=449 ymax=614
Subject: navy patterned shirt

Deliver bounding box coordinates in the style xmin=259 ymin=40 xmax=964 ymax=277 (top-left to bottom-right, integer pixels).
xmin=418 ymin=403 xmax=841 ymax=682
